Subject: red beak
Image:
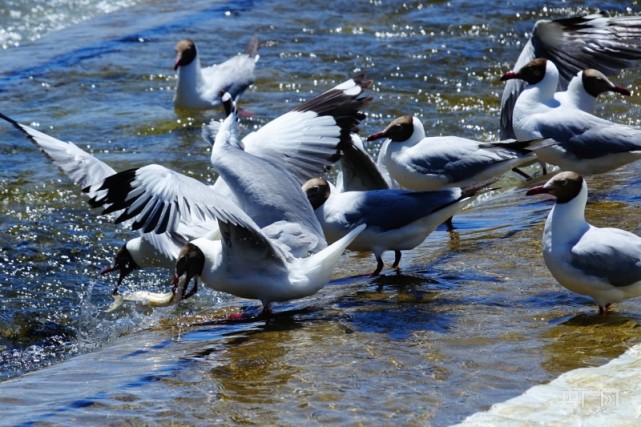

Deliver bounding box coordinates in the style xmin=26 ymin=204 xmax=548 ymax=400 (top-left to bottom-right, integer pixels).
xmin=525 ymin=185 xmax=548 ymax=196
xmin=500 ymin=71 xmax=518 ymax=81
xmin=366 ymin=131 xmax=386 ymax=141
xmin=612 ymin=85 xmax=631 ymax=96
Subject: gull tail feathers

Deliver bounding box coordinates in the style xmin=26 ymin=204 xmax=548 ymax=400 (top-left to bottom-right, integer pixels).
xmin=302 ymin=223 xmax=366 ymax=284
xmin=244 ymin=36 xmax=259 ymax=59
xmin=493 ymin=137 xmax=557 ymax=152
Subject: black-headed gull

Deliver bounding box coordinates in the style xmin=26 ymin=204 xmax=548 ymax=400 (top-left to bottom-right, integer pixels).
xmin=526 ymin=171 xmax=641 ymax=315
xmin=554 ymin=68 xmax=631 ymax=112
xmin=303 ymin=177 xmax=489 ymax=276
xmin=173 ymin=37 xmax=259 ymax=110
xmin=0 ymin=113 xmax=214 ymax=293
xmin=366 ymin=115 xmax=548 ymax=191
xmin=89 ymin=106 xmax=366 ymax=316
xmin=520 ymin=68 xmax=630 ymax=175
xmin=501 ymin=58 xmax=641 ymax=175
xmin=500 ymin=13 xmax=641 ymax=139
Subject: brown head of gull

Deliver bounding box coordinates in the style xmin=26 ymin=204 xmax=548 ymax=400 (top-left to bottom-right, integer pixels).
xmin=527 ymin=171 xmax=641 ymax=314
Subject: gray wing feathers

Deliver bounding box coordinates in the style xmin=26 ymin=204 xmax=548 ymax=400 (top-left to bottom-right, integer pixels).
xmin=0 ymin=113 xmax=116 ymax=198
xmin=341 ymin=189 xmax=461 ymax=231
xmin=532 ymin=15 xmax=641 ymax=85
xmin=88 ymin=164 xmax=259 ymax=237
xmin=211 ymin=113 xmax=327 ymax=252
xmin=536 ymin=113 xmax=641 ymax=158
xmin=219 ymin=220 xmax=288 ymax=272
xmin=571 ymin=227 xmax=641 ymax=287
xmin=407 ymin=145 xmax=526 ymax=183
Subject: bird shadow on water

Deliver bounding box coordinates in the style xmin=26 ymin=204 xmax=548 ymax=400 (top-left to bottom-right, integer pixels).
xmin=540 ymin=309 xmax=641 ymax=376
xmin=189 ymin=304 xmax=320 ymax=330
xmin=330 ymin=270 xmax=457 ymax=338
xmin=335 ymin=297 xmax=455 ymax=339
xmin=550 ymin=311 xmax=641 ymax=327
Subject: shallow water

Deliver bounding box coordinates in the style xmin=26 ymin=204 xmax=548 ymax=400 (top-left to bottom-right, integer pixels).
xmin=2 ymin=0 xmax=641 ymax=425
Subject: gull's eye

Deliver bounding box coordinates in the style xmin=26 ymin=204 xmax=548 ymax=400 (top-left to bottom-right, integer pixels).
xmin=559 ymin=179 xmax=568 ymax=186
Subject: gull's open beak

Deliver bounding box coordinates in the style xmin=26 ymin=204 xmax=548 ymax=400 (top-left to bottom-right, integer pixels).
xmin=101 ymin=265 xmax=127 ymax=295
xmin=172 ymin=272 xmax=199 ymax=302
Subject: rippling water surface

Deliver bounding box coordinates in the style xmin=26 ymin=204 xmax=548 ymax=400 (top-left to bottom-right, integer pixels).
xmin=2 ymin=0 xmax=641 ymax=425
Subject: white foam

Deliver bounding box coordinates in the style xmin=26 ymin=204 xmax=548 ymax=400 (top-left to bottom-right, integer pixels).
xmin=456 ymin=343 xmax=641 ymax=425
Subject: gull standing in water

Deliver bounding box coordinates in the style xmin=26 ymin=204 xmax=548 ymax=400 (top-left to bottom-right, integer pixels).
xmin=366 ymin=115 xmax=548 ymax=192
xmin=365 ymin=115 xmax=551 ymax=229
xmin=513 ymin=68 xmax=631 ymax=175
xmin=500 ymin=13 xmax=641 ymax=139
xmin=303 ymin=177 xmax=489 ymax=275
xmin=526 ymin=171 xmax=641 ymax=315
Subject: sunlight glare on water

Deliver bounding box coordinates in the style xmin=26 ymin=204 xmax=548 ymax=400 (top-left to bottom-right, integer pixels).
xmin=1 ymin=0 xmax=641 ymax=425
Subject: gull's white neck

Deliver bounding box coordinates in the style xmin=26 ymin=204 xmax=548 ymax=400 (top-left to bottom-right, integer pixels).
xmin=174 ymin=57 xmax=205 ymax=107
xmin=380 ymin=117 xmax=426 ymax=188
xmin=192 ymin=238 xmax=225 ymax=287
xmin=555 ymin=72 xmax=595 ymax=112
xmin=404 ymin=117 xmax=426 ymax=147
xmin=513 ymin=61 xmax=560 ymax=140
xmin=177 ymin=56 xmax=203 ymax=84
xmin=544 ymin=181 xmax=590 ymax=246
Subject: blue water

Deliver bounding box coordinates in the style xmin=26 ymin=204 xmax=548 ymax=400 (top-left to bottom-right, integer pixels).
xmin=1 ymin=0 xmax=641 ymax=425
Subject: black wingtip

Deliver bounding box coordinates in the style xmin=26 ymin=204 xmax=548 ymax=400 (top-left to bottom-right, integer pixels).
xmin=220 ymin=91 xmax=235 ymax=117
xmin=0 ymin=112 xmax=32 ymax=138
xmin=494 ymin=137 xmax=552 ymax=153
xmin=86 ymin=194 xmax=103 ymax=208
xmin=328 ymin=152 xmax=342 ymax=163
xmin=293 ymin=74 xmax=373 ymax=149
xmin=0 ymin=112 xmax=17 ymax=126
xmin=85 ymin=168 xmax=139 ymax=209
